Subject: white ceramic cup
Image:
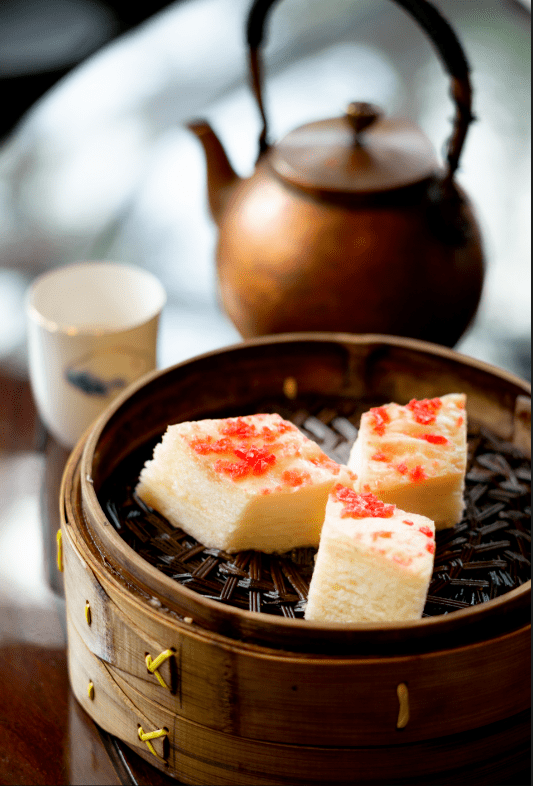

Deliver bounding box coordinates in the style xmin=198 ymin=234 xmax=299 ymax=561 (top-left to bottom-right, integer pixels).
xmin=26 ymin=261 xmax=166 ymax=449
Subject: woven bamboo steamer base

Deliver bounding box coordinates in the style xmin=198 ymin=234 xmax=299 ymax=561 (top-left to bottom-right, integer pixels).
xmin=60 ymin=333 xmax=531 ymax=785
xmin=66 ymin=617 xmax=531 ymax=786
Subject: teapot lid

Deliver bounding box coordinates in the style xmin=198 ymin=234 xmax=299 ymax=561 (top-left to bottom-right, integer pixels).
xmin=269 ymin=103 xmax=439 ymax=195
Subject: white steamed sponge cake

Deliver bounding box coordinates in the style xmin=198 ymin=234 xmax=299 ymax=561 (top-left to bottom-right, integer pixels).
xmin=136 ymin=413 xmax=355 ymax=554
xmin=348 ymin=394 xmax=467 ymax=529
xmin=304 ymin=485 xmax=436 ymax=623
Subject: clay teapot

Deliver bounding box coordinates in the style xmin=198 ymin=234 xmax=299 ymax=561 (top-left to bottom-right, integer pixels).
xmin=189 ymin=0 xmax=485 ymax=347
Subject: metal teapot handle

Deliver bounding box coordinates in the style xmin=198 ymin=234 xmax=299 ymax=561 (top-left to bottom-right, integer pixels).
xmin=246 ymin=0 xmax=474 ymax=182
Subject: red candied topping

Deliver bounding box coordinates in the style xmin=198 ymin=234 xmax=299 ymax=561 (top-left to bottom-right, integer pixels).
xmin=310 ymin=455 xmax=341 ymax=474
xmin=418 ymin=525 xmax=433 ymax=537
xmin=214 ymin=460 xmax=249 ymax=479
xmin=189 ymin=436 xmax=234 ymax=455
xmin=420 ymin=434 xmax=449 ymax=445
xmin=396 ymin=463 xmax=427 ymax=481
xmin=220 ymin=417 xmax=258 ymax=438
xmin=259 ymin=426 xmax=278 ymax=443
xmin=277 ymin=438 xmax=302 ymax=456
xmin=275 ymin=419 xmax=297 ymax=434
xmin=234 ymin=446 xmax=276 ymax=473
xmin=403 ymin=520 xmax=414 ymax=526
xmin=281 ymin=469 xmax=312 ymax=488
xmin=406 ymin=397 xmax=442 ymax=425
xmin=426 ymin=542 xmax=435 ymax=555
xmin=215 ymin=446 xmax=276 ymax=479
xmin=189 ymin=436 xmax=212 ymax=454
xmin=219 ymin=415 xmax=296 ymax=443
xmin=369 ymin=406 xmax=390 ymax=436
xmin=456 ymin=416 xmax=464 ymax=428
xmin=332 ymin=485 xmax=395 ymax=519
xmin=409 ymin=465 xmax=427 ymax=483
xmin=372 ymin=530 xmax=392 ymax=540
xmin=393 ymin=555 xmax=413 ymax=567
xmin=260 ymin=421 xmax=297 ymax=443
xmin=371 ymin=451 xmax=389 ymax=462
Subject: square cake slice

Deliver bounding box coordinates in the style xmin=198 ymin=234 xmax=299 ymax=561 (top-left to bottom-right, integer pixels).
xmin=304 ymin=485 xmax=436 ymax=623
xmin=348 ymin=394 xmax=467 ymax=529
xmin=136 ymin=413 xmax=354 ymax=554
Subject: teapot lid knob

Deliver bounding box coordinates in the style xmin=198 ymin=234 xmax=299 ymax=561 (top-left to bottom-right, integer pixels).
xmin=345 ymin=102 xmax=382 ymax=139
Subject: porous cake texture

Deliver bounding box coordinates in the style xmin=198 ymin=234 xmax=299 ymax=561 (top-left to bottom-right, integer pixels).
xmin=136 ymin=413 xmax=355 ymax=554
xmin=348 ymin=394 xmax=467 ymax=529
xmin=304 ymin=485 xmax=436 ymax=623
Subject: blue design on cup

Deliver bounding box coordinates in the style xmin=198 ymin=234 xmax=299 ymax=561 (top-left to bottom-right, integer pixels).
xmin=65 ymin=369 xmax=126 ymax=396
xmin=64 ymin=347 xmax=152 ymax=397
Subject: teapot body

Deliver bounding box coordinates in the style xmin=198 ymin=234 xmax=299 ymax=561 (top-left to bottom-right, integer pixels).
xmin=216 ymin=160 xmax=484 ymax=347
xmin=190 ymin=0 xmax=486 ymax=347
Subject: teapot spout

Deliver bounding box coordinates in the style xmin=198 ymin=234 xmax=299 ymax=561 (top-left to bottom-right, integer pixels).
xmin=187 ymin=120 xmax=240 ymax=224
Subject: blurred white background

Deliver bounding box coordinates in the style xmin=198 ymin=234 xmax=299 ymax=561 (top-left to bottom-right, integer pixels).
xmin=0 ymin=0 xmax=530 ymax=378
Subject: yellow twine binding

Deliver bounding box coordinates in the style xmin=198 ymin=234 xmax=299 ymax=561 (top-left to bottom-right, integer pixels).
xmin=145 ymin=649 xmax=175 ymax=690
xmin=396 ymin=682 xmax=410 ymax=729
xmin=137 ymin=725 xmax=168 ymax=761
xmin=85 ymin=601 xmax=92 ymax=626
xmin=87 ymin=681 xmax=94 ymax=700
xmin=56 ymin=529 xmax=63 ymax=572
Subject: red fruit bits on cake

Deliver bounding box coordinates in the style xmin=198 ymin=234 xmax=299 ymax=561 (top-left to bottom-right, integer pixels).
xmin=136 ymin=413 xmax=354 ymax=553
xmin=348 ymin=394 xmax=468 ymax=529
xmin=305 ymin=487 xmax=436 ymax=623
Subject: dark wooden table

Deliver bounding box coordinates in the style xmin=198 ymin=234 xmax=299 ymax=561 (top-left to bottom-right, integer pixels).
xmin=0 ymin=367 xmax=183 ymax=786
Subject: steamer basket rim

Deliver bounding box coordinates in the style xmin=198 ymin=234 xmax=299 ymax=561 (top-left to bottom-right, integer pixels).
xmin=72 ymin=332 xmax=531 ymax=649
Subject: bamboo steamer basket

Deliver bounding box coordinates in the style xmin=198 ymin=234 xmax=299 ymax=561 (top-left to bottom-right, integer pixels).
xmin=60 ymin=333 xmax=531 ymax=785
